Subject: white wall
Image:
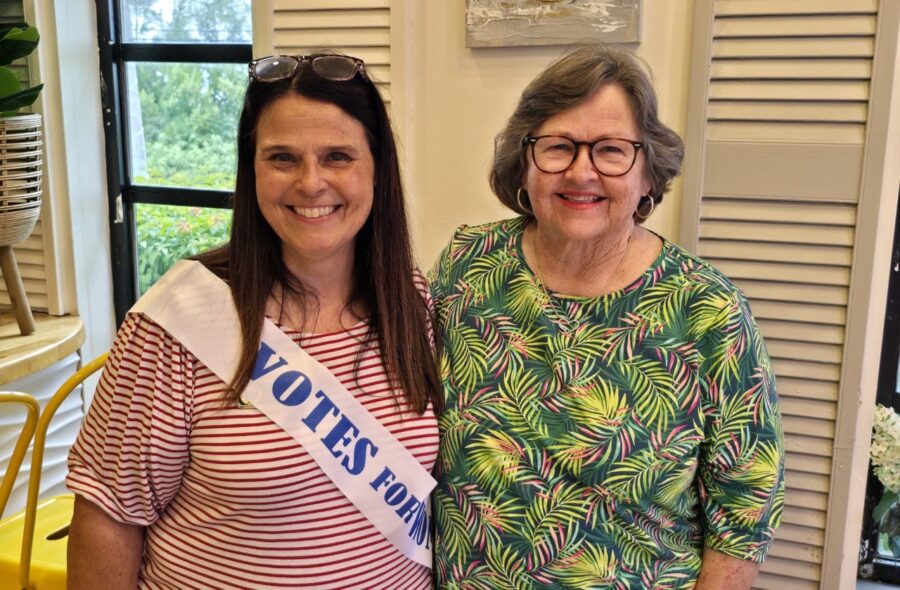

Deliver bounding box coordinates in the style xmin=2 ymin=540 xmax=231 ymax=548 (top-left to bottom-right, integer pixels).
xmin=400 ymin=0 xmax=696 ymax=269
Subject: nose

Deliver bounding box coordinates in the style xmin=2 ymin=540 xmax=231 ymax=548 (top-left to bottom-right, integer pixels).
xmin=565 ymin=144 xmax=599 ymax=182
xmin=293 ymin=161 xmax=328 ymax=196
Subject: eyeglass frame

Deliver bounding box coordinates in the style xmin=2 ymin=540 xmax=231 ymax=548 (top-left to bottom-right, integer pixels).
xmin=522 ymin=135 xmax=645 ymax=177
xmin=248 ymin=54 xmax=368 ymax=83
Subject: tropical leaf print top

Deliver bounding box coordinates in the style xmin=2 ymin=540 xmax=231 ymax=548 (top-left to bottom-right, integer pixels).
xmin=429 ymin=217 xmax=784 ymax=590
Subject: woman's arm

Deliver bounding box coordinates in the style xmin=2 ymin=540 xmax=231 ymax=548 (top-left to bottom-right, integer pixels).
xmin=67 ymin=495 xmax=145 ymax=590
xmin=695 ymin=548 xmax=761 ymax=590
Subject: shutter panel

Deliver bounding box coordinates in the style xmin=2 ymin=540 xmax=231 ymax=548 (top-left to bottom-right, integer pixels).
xmin=0 ymin=1 xmax=51 ymax=313
xmin=272 ymin=0 xmax=391 ymax=102
xmin=681 ymin=1 xmax=879 ymax=587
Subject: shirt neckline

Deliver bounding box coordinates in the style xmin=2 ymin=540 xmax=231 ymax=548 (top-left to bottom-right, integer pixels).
xmin=508 ymin=216 xmax=671 ymax=303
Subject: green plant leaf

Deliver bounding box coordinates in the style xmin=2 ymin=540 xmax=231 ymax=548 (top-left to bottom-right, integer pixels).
xmin=0 ymin=83 xmax=42 ymax=114
xmin=0 ymin=26 xmax=39 ymax=66
xmin=0 ymin=67 xmax=20 ymax=95
xmin=874 ymin=489 xmax=899 ymax=524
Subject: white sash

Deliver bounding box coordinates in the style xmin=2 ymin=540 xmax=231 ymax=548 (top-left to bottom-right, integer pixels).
xmin=131 ymin=260 xmax=435 ymax=567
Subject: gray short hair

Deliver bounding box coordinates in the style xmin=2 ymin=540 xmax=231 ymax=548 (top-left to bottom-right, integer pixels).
xmin=490 ymin=44 xmax=684 ymax=218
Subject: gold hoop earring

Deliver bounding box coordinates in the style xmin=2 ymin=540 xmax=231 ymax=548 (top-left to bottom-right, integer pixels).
xmin=516 ymin=187 xmax=532 ymax=214
xmin=635 ymin=195 xmax=655 ymax=220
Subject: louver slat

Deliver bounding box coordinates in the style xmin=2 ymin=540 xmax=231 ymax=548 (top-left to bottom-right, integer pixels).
xmin=273 ymin=2 xmax=391 ymax=101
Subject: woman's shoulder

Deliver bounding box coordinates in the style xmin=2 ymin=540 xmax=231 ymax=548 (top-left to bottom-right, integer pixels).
xmin=429 ymin=217 xmax=526 ymax=290
xmin=444 ymin=216 xmax=527 ymax=248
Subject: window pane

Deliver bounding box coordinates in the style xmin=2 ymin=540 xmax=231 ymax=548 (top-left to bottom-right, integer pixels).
xmin=121 ymin=0 xmax=252 ymax=43
xmin=126 ymin=62 xmax=245 ymax=190
xmin=135 ymin=204 xmax=232 ymax=294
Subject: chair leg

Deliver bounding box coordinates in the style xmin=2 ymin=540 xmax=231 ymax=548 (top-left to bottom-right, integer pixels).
xmin=0 ymin=244 xmax=36 ymax=335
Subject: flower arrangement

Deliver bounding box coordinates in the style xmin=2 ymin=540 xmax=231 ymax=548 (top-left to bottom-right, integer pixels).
xmin=871 ymin=403 xmax=900 ymax=556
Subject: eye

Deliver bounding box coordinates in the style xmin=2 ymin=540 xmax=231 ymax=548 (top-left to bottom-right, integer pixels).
xmin=268 ymin=152 xmax=295 ymax=163
xmin=597 ymin=144 xmax=625 ymax=155
xmin=545 ymin=141 xmax=574 ymax=153
xmin=324 ymin=151 xmax=354 ymax=167
xmin=536 ymin=138 xmax=574 ymax=155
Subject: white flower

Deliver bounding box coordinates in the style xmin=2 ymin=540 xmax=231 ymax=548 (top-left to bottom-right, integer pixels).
xmin=872 ymin=404 xmax=900 ymax=494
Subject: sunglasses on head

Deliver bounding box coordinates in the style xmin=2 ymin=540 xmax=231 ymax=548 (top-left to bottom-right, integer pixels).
xmin=248 ymin=54 xmax=367 ymax=83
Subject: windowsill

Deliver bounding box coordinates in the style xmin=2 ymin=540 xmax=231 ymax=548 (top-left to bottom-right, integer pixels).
xmin=0 ymin=311 xmax=84 ymax=385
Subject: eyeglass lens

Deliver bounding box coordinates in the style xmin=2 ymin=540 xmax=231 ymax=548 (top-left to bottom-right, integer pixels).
xmin=531 ymin=136 xmax=638 ymax=175
xmin=254 ymin=57 xmax=298 ymax=81
xmin=253 ymin=55 xmax=362 ymax=82
xmin=310 ymin=55 xmax=361 ymax=80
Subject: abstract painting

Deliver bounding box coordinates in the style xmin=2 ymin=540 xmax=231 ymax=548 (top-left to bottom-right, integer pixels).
xmin=466 ymin=0 xmax=641 ymax=48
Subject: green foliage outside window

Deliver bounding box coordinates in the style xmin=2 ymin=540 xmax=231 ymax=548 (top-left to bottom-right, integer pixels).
xmin=124 ymin=1 xmax=250 ymax=292
xmin=132 ymin=62 xmax=244 ymax=190
xmin=136 ymin=204 xmax=231 ymax=294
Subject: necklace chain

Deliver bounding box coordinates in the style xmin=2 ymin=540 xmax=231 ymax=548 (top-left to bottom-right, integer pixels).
xmin=527 ymin=230 xmax=632 ymax=335
xmin=529 ymin=237 xmax=584 ymax=335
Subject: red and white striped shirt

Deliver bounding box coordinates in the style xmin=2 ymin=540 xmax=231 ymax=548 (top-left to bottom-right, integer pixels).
xmin=67 ymin=308 xmax=438 ymax=589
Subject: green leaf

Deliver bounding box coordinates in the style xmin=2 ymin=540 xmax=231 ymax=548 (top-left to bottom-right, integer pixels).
xmin=0 ymin=67 xmax=20 ymax=96
xmin=0 ymin=83 xmax=42 ymax=114
xmin=0 ymin=26 xmax=39 ymax=66
xmin=874 ymin=490 xmax=899 ymax=524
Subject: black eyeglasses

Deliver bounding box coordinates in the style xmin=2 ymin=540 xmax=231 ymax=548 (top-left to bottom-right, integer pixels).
xmin=523 ymin=135 xmax=644 ymax=176
xmin=248 ymin=54 xmax=367 ymax=83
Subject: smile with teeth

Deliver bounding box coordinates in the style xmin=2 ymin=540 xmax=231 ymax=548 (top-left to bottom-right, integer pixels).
xmin=558 ymin=193 xmax=605 ymax=202
xmin=290 ymin=205 xmax=338 ymax=219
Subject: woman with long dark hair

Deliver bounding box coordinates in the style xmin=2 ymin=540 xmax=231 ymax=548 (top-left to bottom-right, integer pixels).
xmin=67 ymin=53 xmax=441 ymax=589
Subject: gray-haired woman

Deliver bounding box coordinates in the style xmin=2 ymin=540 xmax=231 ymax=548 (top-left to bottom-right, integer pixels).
xmin=430 ymin=44 xmax=784 ymax=589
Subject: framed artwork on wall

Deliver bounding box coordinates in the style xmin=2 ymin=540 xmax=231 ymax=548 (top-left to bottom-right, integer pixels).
xmin=465 ymin=0 xmax=641 ymax=48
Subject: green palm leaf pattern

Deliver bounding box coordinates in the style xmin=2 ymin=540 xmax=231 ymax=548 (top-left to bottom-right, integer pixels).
xmin=447 ymin=323 xmax=490 ymax=392
xmin=505 ymin=271 xmax=550 ymax=327
xmin=465 ymin=250 xmax=520 ymax=301
xmin=600 ymin=519 xmax=658 ymax=569
xmin=430 ymin=218 xmax=784 ymax=589
xmin=468 ymin=429 xmax=531 ymax=493
xmin=548 ymin=381 xmax=632 ymax=476
xmin=518 ymin=482 xmax=586 ymax=565
xmin=435 ymin=481 xmax=475 ymax=563
xmin=484 ymin=543 xmax=534 ymax=590
xmin=547 ymin=543 xmax=623 ymax=589
xmin=617 ymin=356 xmax=678 ymax=431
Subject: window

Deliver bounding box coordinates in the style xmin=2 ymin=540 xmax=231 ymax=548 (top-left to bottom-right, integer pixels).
xmin=96 ymin=0 xmax=252 ymax=324
xmin=860 ymin=187 xmax=900 ymax=583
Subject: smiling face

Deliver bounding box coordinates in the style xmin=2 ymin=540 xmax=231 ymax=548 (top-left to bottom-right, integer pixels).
xmin=523 ymin=83 xmax=651 ymax=248
xmin=255 ymin=93 xmax=375 ymax=276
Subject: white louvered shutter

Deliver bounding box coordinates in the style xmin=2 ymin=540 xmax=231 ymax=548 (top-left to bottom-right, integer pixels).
xmin=680 ymin=1 xmax=879 ymax=588
xmin=0 ymin=1 xmax=52 ymax=314
xmin=272 ymin=0 xmax=392 ymax=103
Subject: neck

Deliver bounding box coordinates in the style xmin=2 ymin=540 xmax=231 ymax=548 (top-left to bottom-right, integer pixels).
xmin=270 ymin=252 xmax=359 ymax=334
xmin=526 ymin=222 xmax=639 ymax=298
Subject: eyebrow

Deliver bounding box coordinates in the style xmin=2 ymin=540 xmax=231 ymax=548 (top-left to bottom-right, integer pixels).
xmin=257 ymin=142 xmax=361 ymax=153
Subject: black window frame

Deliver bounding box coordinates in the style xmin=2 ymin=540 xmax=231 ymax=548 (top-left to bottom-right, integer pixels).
xmin=859 ymin=185 xmax=900 ymax=583
xmin=96 ymin=0 xmax=251 ymax=325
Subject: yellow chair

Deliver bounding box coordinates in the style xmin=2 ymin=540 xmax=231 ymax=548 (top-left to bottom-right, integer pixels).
xmin=0 ymin=392 xmax=40 ymax=517
xmin=0 ymin=353 xmax=108 ymax=590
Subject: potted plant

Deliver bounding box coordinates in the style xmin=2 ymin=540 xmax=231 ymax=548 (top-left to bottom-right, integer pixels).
xmin=0 ymin=22 xmax=42 ymax=335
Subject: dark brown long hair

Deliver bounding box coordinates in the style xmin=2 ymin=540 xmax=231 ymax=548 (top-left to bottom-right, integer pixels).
xmin=196 ymin=58 xmax=442 ymax=415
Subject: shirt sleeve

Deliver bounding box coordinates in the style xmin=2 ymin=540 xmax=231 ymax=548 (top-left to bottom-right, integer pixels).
xmin=66 ymin=312 xmax=194 ymax=526
xmin=695 ymin=288 xmax=785 ymax=563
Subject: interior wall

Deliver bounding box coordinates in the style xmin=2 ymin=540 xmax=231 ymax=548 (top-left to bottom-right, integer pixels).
xmin=403 ymin=0 xmax=696 ymax=269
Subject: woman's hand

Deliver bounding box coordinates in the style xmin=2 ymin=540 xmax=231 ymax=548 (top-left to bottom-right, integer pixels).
xmin=695 ymin=548 xmax=761 ymax=589
xmin=67 ymin=495 xmax=145 ymax=590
